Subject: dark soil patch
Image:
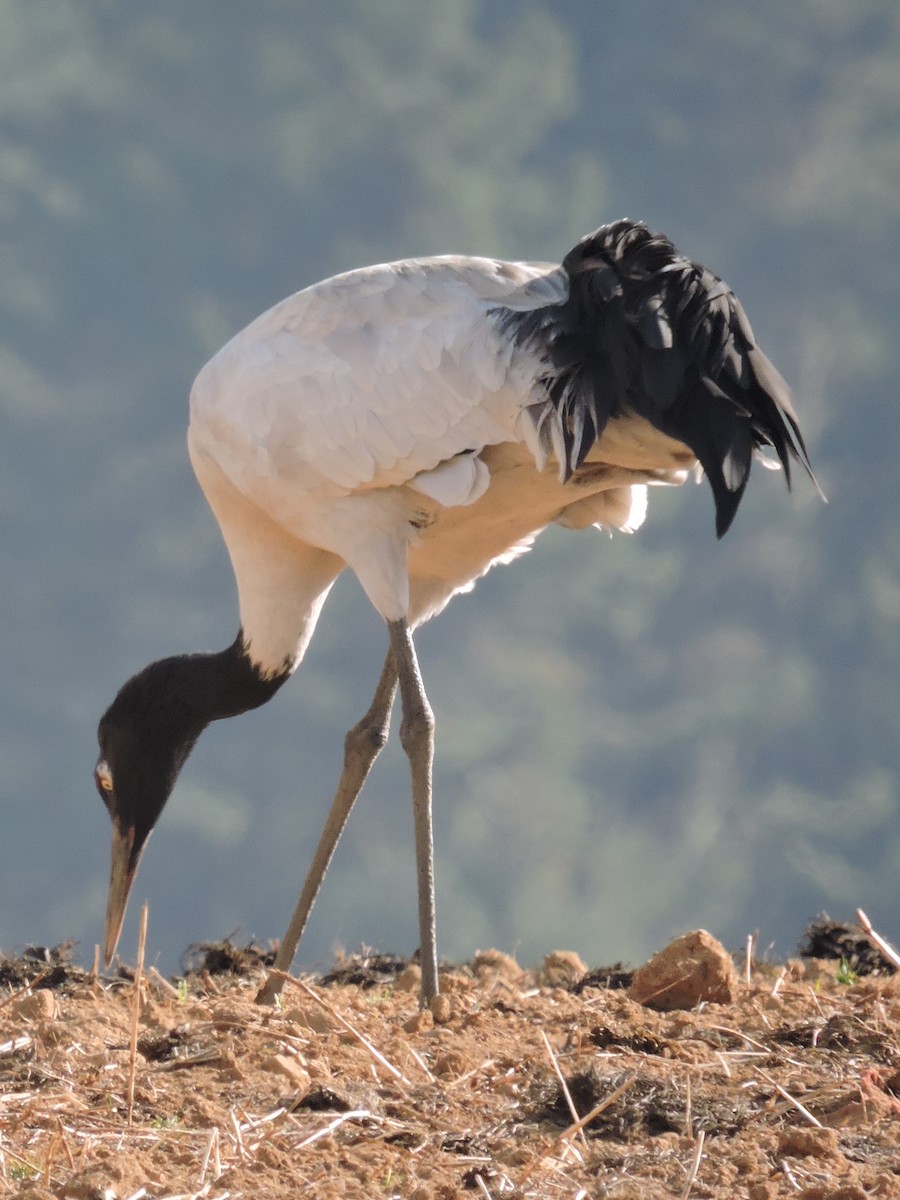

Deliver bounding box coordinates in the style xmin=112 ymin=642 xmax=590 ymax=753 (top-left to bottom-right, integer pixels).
xmin=800 ymin=914 xmax=896 ymax=975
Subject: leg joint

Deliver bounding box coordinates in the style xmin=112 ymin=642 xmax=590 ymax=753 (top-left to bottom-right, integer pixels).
xmin=345 ymin=713 xmax=390 ymax=759
xmin=398 ymin=701 xmax=434 ymax=758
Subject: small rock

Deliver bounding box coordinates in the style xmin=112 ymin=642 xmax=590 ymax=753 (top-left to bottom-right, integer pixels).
xmin=777 ymin=1127 xmax=840 ymax=1158
xmin=629 ymin=930 xmax=738 ymax=1010
xmin=12 ymin=990 xmax=55 ymax=1021
xmin=403 ymin=1009 xmax=434 ymax=1034
xmin=395 ymin=964 xmax=422 ymax=993
xmin=261 ymin=1052 xmax=311 ymax=1088
xmin=217 ymin=1063 xmax=246 ymax=1083
xmin=432 ymin=1048 xmax=468 ymax=1079
xmin=434 ymin=969 xmax=474 ymax=995
xmin=429 ymin=993 xmax=453 ymax=1023
xmin=284 ymin=1003 xmax=335 ymax=1033
xmin=538 ymin=950 xmax=588 ymax=989
xmin=748 ymin=1186 xmax=778 ymax=1200
xmin=472 ymin=948 xmax=521 ymax=981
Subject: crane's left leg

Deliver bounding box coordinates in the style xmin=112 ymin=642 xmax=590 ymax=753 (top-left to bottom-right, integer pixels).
xmin=387 ymin=617 xmax=439 ymax=1005
xmin=255 ymin=650 xmax=398 ymax=1005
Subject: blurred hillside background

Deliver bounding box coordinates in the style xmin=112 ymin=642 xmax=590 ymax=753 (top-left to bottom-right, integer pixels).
xmin=2 ymin=1 xmax=897 ymax=974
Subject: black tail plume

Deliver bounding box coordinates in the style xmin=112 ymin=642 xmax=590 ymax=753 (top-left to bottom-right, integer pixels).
xmin=500 ymin=219 xmax=819 ymax=537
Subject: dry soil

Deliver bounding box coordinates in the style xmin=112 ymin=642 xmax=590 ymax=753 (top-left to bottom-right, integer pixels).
xmin=1 ymin=935 xmax=899 ymax=1199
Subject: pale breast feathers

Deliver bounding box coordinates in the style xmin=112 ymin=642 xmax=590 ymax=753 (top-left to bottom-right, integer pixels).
xmin=189 ymin=257 xmax=567 ymax=497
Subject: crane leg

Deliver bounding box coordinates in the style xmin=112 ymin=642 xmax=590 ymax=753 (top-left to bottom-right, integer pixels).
xmin=387 ymin=616 xmax=439 ymax=1005
xmin=255 ymin=650 xmax=398 ymax=1005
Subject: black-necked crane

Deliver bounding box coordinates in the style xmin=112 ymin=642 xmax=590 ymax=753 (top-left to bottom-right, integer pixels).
xmin=95 ymin=219 xmax=818 ymax=1005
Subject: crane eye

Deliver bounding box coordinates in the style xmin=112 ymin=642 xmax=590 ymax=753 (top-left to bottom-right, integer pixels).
xmin=95 ymin=762 xmax=114 ymax=794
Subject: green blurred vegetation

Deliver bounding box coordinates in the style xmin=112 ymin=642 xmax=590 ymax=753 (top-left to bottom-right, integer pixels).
xmin=2 ymin=1 xmax=897 ymax=971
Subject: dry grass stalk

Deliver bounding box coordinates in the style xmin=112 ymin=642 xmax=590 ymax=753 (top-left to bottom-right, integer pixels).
xmin=269 ymin=970 xmax=413 ymax=1086
xmin=293 ymin=1109 xmax=374 ymax=1150
xmin=472 ymin=1173 xmax=493 ymax=1199
xmin=0 ymin=1035 xmax=33 ymax=1055
xmin=156 ymin=1191 xmax=231 ymax=1200
xmin=42 ymin=1126 xmax=61 ymax=1187
xmin=678 ymin=1129 xmax=705 ymax=1200
xmin=518 ymin=1075 xmax=636 ymax=1184
xmin=707 ymin=1024 xmax=769 ymax=1053
xmin=540 ymin=1029 xmax=587 ymax=1151
xmin=198 ymin=1127 xmax=219 ymax=1187
xmin=4 ymin=1142 xmax=59 ymax=1187
xmin=233 ymin=1101 xmax=296 ymax=1161
xmin=745 ymin=933 xmax=755 ymax=985
xmin=756 ymin=1068 xmax=823 ymax=1127
xmin=229 ymin=1105 xmax=249 ymax=1160
xmin=149 ymin=966 xmax=182 ymax=999
xmin=562 ymin=1076 xmax=635 ymax=1140
xmin=126 ymin=902 xmax=149 ymax=1127
xmin=806 ymin=984 xmax=826 ymax=1019
xmin=446 ymin=1057 xmax=497 ymax=1089
xmin=856 ymin=908 xmax=900 ymax=971
xmin=683 ymin=1069 xmax=693 ymax=1138
xmin=403 ymin=1040 xmax=436 ymax=1083
xmin=780 ymin=1157 xmax=802 ymax=1190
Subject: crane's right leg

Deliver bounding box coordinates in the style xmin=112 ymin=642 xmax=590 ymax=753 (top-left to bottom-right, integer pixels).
xmin=256 ymin=651 xmax=398 ymax=1004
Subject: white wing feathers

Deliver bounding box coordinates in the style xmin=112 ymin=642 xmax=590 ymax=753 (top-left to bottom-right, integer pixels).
xmin=408 ymin=451 xmax=490 ymax=508
xmin=190 ymin=257 xmax=566 ymax=501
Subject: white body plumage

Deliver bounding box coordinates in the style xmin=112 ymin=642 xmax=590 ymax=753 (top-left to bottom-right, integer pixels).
xmin=188 ymin=254 xmax=690 ymax=676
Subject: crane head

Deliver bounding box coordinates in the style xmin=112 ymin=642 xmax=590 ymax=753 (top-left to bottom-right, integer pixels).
xmin=95 ymin=660 xmax=205 ymax=966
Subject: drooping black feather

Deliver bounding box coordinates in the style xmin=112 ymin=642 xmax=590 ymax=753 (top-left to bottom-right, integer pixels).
xmin=497 ymin=219 xmax=818 ymax=537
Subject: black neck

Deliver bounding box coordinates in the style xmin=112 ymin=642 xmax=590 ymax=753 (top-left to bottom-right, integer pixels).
xmin=101 ymin=632 xmax=290 ymax=753
xmin=156 ymin=632 xmax=290 ymax=729
xmin=202 ymin=632 xmax=291 ymax=721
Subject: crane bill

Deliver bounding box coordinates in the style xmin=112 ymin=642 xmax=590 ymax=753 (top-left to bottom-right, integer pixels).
xmin=104 ymin=823 xmax=140 ymax=967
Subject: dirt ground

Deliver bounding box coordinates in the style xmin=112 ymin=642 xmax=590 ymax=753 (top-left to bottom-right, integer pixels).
xmin=1 ymin=927 xmax=899 ymax=1200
